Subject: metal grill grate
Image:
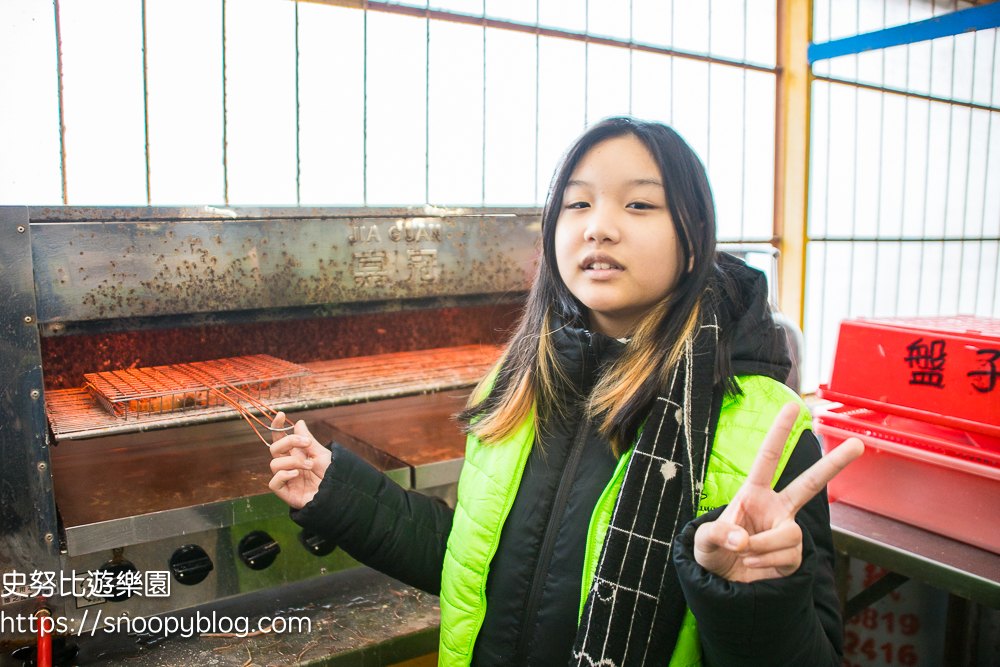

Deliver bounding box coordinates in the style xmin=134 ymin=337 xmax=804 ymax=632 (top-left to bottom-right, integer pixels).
xmin=47 ymin=346 xmax=501 ymax=441
xmin=84 ymin=355 xmax=310 ymax=421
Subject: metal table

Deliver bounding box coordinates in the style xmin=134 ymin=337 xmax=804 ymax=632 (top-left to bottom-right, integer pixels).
xmin=830 ymin=502 xmax=1000 ymax=611
xmin=829 ymin=502 xmax=1000 ymax=662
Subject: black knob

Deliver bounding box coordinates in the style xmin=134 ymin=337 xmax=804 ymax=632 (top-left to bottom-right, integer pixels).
xmin=297 ymin=529 xmax=337 ymax=557
xmin=97 ymin=560 xmax=139 ymax=602
xmin=238 ymin=531 xmax=280 ymax=570
xmin=169 ymin=544 xmax=214 ymax=586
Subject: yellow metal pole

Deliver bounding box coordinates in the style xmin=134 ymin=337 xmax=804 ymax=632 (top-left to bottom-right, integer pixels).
xmin=774 ymin=0 xmax=812 ymax=329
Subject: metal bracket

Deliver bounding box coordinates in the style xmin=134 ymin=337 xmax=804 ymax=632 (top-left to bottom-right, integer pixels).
xmin=844 ymin=571 xmax=911 ymax=621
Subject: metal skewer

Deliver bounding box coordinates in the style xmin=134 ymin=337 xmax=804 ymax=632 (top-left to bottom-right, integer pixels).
xmin=174 ymin=363 xmax=294 ymax=447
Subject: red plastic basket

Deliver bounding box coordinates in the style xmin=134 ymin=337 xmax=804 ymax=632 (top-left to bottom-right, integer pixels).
xmin=816 ymin=316 xmax=1000 ymax=438
xmin=816 ymin=405 xmax=1000 ymax=555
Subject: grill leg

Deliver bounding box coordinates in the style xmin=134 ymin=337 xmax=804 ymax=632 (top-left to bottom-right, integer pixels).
xmin=944 ymin=595 xmax=981 ymax=667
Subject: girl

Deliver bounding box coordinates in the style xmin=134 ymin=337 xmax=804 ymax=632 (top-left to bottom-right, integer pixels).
xmin=268 ymin=118 xmax=863 ymax=667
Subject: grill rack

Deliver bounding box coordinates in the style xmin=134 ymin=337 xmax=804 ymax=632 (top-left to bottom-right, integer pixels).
xmin=84 ymin=355 xmax=311 ymax=421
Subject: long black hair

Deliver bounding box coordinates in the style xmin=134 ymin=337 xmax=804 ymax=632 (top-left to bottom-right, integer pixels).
xmin=459 ymin=117 xmax=735 ymax=453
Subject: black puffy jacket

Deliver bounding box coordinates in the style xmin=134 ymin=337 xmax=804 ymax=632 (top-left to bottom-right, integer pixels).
xmin=292 ymin=259 xmax=843 ymax=666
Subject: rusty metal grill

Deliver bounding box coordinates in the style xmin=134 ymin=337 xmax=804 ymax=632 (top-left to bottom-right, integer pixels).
xmin=46 ymin=345 xmax=503 ymax=441
xmin=84 ymin=355 xmax=310 ymax=421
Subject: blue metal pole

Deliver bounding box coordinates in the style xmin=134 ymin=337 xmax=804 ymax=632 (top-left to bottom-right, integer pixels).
xmin=809 ymin=2 xmax=1000 ymax=63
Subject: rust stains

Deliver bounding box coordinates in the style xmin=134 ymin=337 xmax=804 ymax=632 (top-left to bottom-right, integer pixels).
xmin=76 ymin=243 xmax=527 ymax=320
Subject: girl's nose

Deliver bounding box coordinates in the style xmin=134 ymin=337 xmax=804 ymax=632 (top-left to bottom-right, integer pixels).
xmin=583 ymin=203 xmax=622 ymax=244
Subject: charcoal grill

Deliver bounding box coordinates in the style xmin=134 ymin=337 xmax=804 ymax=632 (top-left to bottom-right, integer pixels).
xmin=0 ymin=205 xmax=538 ymax=648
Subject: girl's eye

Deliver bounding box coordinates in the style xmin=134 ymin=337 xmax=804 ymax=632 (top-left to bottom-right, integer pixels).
xmin=565 ymin=201 xmax=590 ymax=209
xmin=627 ymin=201 xmax=654 ymax=210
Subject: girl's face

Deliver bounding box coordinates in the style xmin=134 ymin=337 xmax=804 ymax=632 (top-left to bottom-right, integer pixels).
xmin=555 ymin=135 xmax=684 ymax=339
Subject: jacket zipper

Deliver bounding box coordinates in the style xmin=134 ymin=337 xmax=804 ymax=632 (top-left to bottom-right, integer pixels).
xmin=514 ymin=413 xmax=592 ymax=665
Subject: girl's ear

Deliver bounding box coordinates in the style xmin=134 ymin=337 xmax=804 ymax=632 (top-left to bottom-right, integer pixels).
xmin=687 ymin=255 xmax=695 ymax=273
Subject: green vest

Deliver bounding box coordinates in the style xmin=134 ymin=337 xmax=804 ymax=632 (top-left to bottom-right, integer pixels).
xmin=439 ymin=375 xmax=811 ymax=667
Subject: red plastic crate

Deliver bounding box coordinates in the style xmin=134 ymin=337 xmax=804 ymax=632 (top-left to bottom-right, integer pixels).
xmin=816 ymin=405 xmax=1000 ymax=555
xmin=817 ymin=316 xmax=1000 ymax=438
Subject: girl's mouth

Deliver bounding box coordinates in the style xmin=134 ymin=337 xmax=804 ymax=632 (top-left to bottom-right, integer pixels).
xmin=580 ymin=253 xmax=624 ymax=273
xmin=583 ymin=261 xmax=624 ymax=279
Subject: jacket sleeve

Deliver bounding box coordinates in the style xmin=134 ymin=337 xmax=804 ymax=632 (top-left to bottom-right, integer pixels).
xmin=672 ymin=430 xmax=843 ymax=667
xmin=291 ymin=441 xmax=454 ymax=596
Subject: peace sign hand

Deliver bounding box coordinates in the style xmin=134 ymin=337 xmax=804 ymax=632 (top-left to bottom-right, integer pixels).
xmin=693 ymin=402 xmax=864 ymax=583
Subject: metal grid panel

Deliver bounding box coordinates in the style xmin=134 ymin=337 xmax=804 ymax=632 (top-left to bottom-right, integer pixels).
xmin=1 ymin=0 xmax=780 ymax=244
xmin=805 ymin=0 xmax=1000 ymax=391
xmin=83 ymin=355 xmax=309 ymax=421
xmin=46 ymin=345 xmax=500 ymax=440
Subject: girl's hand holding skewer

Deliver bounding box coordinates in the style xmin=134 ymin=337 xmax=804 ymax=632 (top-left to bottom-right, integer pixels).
xmin=267 ymin=412 xmax=331 ymax=510
xmin=693 ymin=402 xmax=864 ymax=583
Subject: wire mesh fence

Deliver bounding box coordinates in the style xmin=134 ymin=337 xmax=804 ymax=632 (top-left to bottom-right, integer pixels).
xmin=804 ymin=0 xmax=1000 ymax=391
xmin=1 ymin=0 xmax=780 ymax=243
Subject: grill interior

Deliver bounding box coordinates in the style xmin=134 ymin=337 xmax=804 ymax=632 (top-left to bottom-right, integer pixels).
xmin=47 ymin=346 xmax=502 ymax=441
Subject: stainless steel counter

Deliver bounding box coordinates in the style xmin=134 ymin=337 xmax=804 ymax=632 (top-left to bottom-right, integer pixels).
xmin=830 ymin=501 xmax=1000 ymax=609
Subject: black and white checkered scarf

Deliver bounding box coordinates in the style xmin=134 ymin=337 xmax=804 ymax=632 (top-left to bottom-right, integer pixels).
xmin=571 ymin=316 xmax=721 ymax=667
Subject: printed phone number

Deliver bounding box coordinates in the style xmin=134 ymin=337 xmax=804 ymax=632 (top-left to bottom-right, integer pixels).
xmin=841 ymin=609 xmax=922 ymax=666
